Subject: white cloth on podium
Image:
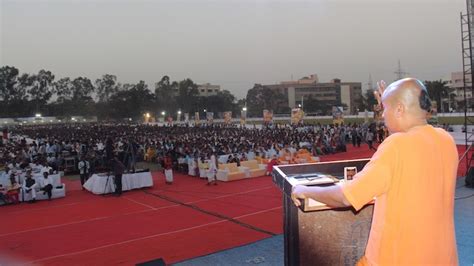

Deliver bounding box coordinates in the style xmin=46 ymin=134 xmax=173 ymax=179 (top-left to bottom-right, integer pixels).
xmin=84 ymin=171 xmax=153 ymax=194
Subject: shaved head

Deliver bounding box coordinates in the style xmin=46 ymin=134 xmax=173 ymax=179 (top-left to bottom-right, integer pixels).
xmin=382 ymin=78 xmax=431 ymax=117
xmin=381 ymin=78 xmax=431 ymax=133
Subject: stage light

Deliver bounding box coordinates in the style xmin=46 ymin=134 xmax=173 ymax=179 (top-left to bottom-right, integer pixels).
xmin=161 ymin=111 xmax=166 ymax=116
xmin=243 ymin=107 xmax=247 ymax=111
xmin=35 ymin=113 xmax=41 ymax=117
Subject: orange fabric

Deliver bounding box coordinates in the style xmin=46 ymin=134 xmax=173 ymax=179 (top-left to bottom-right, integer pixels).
xmin=342 ymin=125 xmax=458 ymax=265
xmin=356 ymin=256 xmax=369 ymax=266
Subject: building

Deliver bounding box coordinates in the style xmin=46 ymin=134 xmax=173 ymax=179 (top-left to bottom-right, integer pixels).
xmin=197 ymin=83 xmax=221 ymax=97
xmin=448 ymin=71 xmax=472 ymax=111
xmin=264 ymin=74 xmax=363 ymax=114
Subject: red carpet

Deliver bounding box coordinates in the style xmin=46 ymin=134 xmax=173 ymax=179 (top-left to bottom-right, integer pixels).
xmin=0 ymin=144 xmax=467 ymax=265
xmin=0 ymin=173 xmax=283 ymax=265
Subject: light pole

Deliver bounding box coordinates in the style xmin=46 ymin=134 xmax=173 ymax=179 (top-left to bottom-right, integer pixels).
xmin=144 ymin=112 xmax=150 ymax=123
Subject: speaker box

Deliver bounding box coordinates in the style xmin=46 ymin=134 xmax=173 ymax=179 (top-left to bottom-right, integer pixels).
xmin=466 ymin=167 xmax=474 ymax=188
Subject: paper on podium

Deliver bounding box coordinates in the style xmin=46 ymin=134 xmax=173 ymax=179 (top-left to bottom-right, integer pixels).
xmin=301 ymin=181 xmax=345 ymax=211
xmin=288 ymin=173 xmax=337 ymax=186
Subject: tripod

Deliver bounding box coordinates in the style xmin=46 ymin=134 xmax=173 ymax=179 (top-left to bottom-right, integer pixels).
xmin=103 ymin=171 xmax=114 ymax=196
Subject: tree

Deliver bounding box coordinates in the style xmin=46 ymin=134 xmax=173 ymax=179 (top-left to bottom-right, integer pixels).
xmin=155 ymin=76 xmax=176 ymax=113
xmin=246 ymin=84 xmax=287 ymax=117
xmin=199 ymin=90 xmax=238 ymax=115
xmin=15 ymin=73 xmax=33 ymax=102
xmin=361 ymin=89 xmax=377 ymax=111
xmin=95 ymin=74 xmax=118 ymax=103
xmin=28 ymin=70 xmax=55 ymax=112
xmin=0 ymin=66 xmax=20 ymax=104
xmin=424 ymin=80 xmax=449 ymax=112
xmin=108 ymin=80 xmax=155 ymax=119
xmin=303 ymin=95 xmax=332 ymax=115
xmin=176 ymin=78 xmax=199 ymax=113
xmin=71 ymin=77 xmax=95 ymax=101
xmin=54 ymin=77 xmax=73 ymax=103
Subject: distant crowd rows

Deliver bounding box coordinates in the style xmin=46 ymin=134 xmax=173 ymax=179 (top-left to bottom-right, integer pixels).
xmin=0 ymin=122 xmax=390 ymax=175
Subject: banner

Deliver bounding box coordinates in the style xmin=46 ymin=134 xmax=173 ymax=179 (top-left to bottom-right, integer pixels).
xmin=206 ymin=112 xmax=214 ymax=124
xmin=240 ymin=110 xmax=247 ymax=125
xmin=332 ymin=106 xmax=344 ymax=125
xmin=291 ymin=108 xmax=304 ymax=125
xmin=184 ymin=113 xmax=189 ymax=123
xmin=224 ymin=111 xmax=232 ymax=124
xmin=263 ymin=109 xmax=273 ymax=124
xmin=194 ymin=112 xmax=200 ymax=125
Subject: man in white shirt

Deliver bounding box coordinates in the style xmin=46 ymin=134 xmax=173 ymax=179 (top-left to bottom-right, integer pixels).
xmin=40 ymin=171 xmax=53 ymax=200
xmin=207 ymin=151 xmax=218 ymax=185
xmin=78 ymin=156 xmax=90 ymax=189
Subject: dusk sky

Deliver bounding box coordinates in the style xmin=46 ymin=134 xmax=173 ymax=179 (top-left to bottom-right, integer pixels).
xmin=1 ymin=0 xmax=467 ymax=99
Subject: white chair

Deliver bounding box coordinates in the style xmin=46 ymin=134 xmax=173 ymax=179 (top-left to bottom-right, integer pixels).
xmin=20 ymin=174 xmax=66 ymax=201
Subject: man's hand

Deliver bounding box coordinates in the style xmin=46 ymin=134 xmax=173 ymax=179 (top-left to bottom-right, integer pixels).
xmin=291 ymin=185 xmax=307 ymax=207
xmin=374 ymin=80 xmax=387 ymax=106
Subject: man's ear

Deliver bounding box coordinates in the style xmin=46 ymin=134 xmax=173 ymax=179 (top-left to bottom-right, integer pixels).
xmin=396 ymin=102 xmax=405 ymax=118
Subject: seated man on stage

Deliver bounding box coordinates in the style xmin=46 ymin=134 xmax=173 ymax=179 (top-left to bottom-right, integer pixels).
xmin=291 ymin=78 xmax=458 ymax=265
xmin=40 ymin=171 xmax=53 ymax=200
xmin=22 ymin=173 xmax=37 ymax=203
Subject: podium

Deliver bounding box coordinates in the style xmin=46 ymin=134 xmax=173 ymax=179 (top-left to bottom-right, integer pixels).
xmin=272 ymin=159 xmax=374 ymax=266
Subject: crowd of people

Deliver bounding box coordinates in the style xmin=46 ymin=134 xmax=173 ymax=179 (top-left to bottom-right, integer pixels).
xmin=0 ymin=121 xmax=387 ymax=204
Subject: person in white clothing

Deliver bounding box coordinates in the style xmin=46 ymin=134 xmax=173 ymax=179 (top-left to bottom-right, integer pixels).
xmin=207 ymin=151 xmax=218 ymax=185
xmin=40 ymin=172 xmax=53 ymax=200
xmin=78 ymin=156 xmax=90 ymax=189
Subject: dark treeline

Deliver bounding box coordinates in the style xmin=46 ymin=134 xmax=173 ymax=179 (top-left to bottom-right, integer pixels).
xmin=0 ymin=66 xmax=246 ymax=120
xmin=0 ymin=66 xmax=451 ymax=120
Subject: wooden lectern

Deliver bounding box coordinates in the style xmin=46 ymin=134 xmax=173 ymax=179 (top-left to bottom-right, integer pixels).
xmin=272 ymin=159 xmax=374 ymax=266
